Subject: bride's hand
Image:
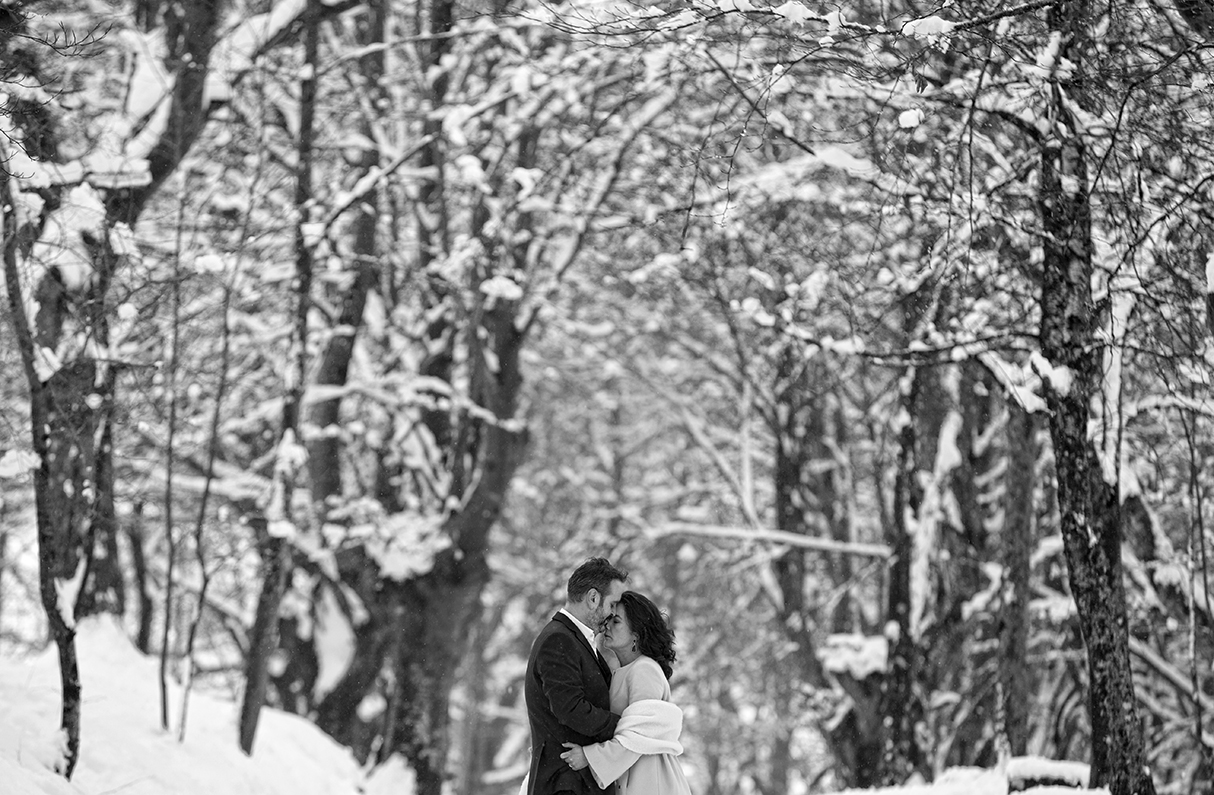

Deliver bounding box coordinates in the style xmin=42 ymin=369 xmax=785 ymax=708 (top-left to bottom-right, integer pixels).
xmin=561 ymin=742 xmax=588 ymax=771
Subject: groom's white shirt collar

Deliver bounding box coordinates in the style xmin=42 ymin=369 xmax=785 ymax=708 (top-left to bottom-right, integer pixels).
xmin=558 ymin=608 xmax=598 ymax=651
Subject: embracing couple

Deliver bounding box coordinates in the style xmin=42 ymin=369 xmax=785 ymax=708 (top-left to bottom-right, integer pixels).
xmin=524 ymin=557 xmax=692 ymax=795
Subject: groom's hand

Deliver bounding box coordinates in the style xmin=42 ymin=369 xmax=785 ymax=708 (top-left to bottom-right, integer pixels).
xmin=560 ymin=742 xmax=589 ymax=771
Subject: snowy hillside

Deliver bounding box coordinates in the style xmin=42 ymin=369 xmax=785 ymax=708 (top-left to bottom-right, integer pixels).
xmin=0 ymin=617 xmax=414 ymax=795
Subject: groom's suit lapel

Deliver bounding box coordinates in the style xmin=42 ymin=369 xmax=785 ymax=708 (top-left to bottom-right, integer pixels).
xmin=552 ymin=612 xmax=613 ymax=683
xmin=592 ymin=643 xmax=612 ymax=684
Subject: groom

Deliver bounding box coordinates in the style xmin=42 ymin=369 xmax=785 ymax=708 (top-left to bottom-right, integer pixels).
xmin=525 ymin=557 xmax=629 ymax=795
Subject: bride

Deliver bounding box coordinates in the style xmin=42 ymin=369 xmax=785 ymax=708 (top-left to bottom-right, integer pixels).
xmin=559 ymin=591 xmax=692 ymax=795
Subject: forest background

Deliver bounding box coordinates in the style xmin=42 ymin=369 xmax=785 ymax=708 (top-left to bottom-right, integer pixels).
xmin=1 ymin=0 xmax=1213 ymax=794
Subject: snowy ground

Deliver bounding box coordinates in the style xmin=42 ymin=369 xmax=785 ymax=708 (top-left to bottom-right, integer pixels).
xmin=835 ymin=765 xmax=1105 ymax=795
xmin=830 ymin=757 xmax=1104 ymax=795
xmin=0 ymin=617 xmax=414 ymax=795
xmin=0 ymin=617 xmax=1105 ymax=795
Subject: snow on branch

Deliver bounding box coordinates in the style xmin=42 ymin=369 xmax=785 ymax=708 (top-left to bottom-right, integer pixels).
xmin=300 ymin=378 xmax=525 ymax=432
xmin=0 ymin=449 xmax=40 ymax=478
xmin=733 ymin=145 xmax=920 ymax=204
xmin=543 ymin=0 xmax=1054 ymax=54
xmin=820 ymin=633 xmax=887 ymax=679
xmin=211 ymin=0 xmax=359 ymax=81
xmin=55 ymin=558 xmax=88 ymax=629
xmin=5 ymin=145 xmax=151 ymax=192
xmin=543 ymin=89 xmax=678 ymax=286
xmin=900 ymin=15 xmax=956 ymax=48
xmin=947 ymin=0 xmax=1056 ymax=34
xmin=321 ymin=135 xmax=436 ymax=238
xmin=1005 ymin=757 xmax=1091 ymax=789
xmin=1028 ymin=351 xmax=1074 ymax=396
xmin=648 ymin=522 xmax=891 ymax=558
xmin=1124 ymin=393 xmax=1214 ymax=421
xmin=977 ymin=351 xmax=1047 ymax=413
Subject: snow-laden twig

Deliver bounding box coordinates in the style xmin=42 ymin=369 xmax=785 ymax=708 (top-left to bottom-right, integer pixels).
xmin=648 ymin=521 xmax=891 ymax=558
xmin=319 ymin=135 xmax=435 ymax=238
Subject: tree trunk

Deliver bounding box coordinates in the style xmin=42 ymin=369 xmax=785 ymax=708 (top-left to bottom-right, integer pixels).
xmin=264 ymin=0 xmax=386 ymax=734
xmin=238 ymin=0 xmax=319 ymax=753
xmin=453 ymin=607 xmax=490 ymax=795
xmin=391 ymin=559 xmax=490 ymax=795
xmin=306 ymin=0 xmax=384 ymax=509
xmin=955 ymin=364 xmax=997 ymax=588
xmin=309 ymin=309 xmax=527 ymax=792
xmin=239 ymin=529 xmax=291 ymax=753
xmin=120 ymin=0 xmax=224 ymax=222
xmin=3 ymin=164 xmax=82 ymax=779
xmin=1037 ymin=3 xmax=1156 ymax=791
xmin=882 ymin=296 xmax=963 ymax=784
xmin=882 ymin=360 xmax=920 ymax=785
xmin=0 ymin=524 xmax=6 ymax=643
xmin=1000 ymin=400 xmax=1036 ymax=756
xmin=125 ymin=507 xmax=155 ymax=654
xmin=770 ymin=344 xmax=829 ymax=674
xmin=77 ymin=409 xmax=124 ymax=617
xmin=824 ymin=395 xmax=854 ymax=633
xmin=26 ymin=210 xmax=125 ymax=626
xmin=767 ymin=343 xmax=833 ymax=794
xmin=882 ymin=277 xmax=959 ymax=784
xmin=312 ymin=550 xmax=398 ymax=756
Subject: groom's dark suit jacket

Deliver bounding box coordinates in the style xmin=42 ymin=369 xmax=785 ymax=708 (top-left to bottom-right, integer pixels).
xmin=525 ymin=612 xmax=619 ymax=795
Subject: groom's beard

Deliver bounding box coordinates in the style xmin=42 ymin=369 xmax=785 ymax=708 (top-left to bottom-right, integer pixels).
xmin=592 ymin=610 xmax=610 ymax=634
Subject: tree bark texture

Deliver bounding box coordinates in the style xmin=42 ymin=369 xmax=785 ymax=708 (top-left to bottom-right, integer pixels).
xmin=955 ymin=364 xmax=997 ymax=584
xmin=80 ymin=413 xmax=124 ymax=616
xmin=1001 ymin=400 xmax=1036 ymax=756
xmin=239 ymin=528 xmax=291 ymax=754
xmin=125 ymin=506 xmax=155 ymax=654
xmin=1037 ymin=3 xmax=1156 ymax=791
xmin=881 ymin=361 xmax=924 ymax=785
xmin=769 ymin=346 xmax=834 ymax=793
xmin=824 ymin=396 xmax=855 ymax=634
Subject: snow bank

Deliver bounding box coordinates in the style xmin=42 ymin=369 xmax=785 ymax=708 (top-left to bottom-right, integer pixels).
xmin=833 ymin=762 xmax=1109 ymax=794
xmin=0 ymin=617 xmax=408 ymax=795
xmin=835 ymin=766 xmax=1005 ymax=794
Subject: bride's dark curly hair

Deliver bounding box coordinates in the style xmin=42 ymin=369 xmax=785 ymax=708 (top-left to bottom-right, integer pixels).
xmin=618 ymin=591 xmax=677 ymax=680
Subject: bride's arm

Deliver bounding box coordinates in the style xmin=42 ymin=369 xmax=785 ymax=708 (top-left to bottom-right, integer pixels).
xmin=564 ymin=737 xmax=641 ymax=788
xmin=564 ymin=661 xmax=670 ymax=787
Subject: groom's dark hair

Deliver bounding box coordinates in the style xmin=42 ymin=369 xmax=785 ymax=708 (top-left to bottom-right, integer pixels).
xmin=567 ymin=557 xmax=628 ymax=603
